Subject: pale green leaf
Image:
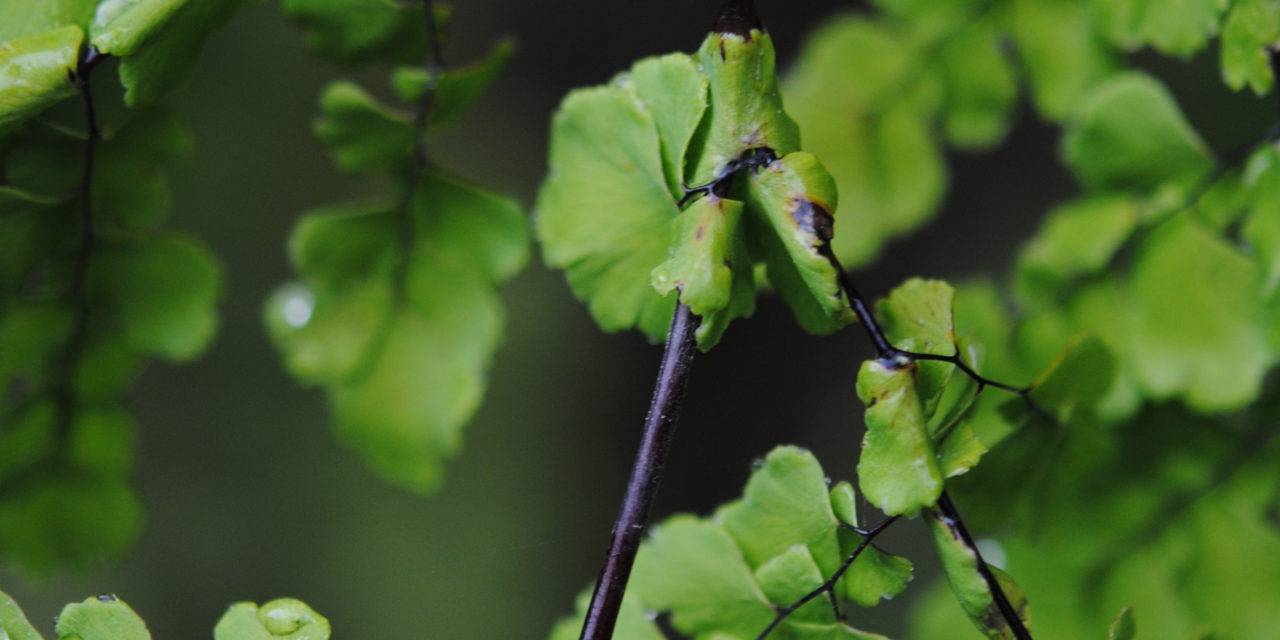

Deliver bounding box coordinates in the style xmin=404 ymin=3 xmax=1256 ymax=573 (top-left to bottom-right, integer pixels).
xmin=535 ymin=83 xmax=678 ymax=340
xmin=744 ymin=151 xmax=852 ymax=335
xmin=0 ymin=589 xmax=42 ymax=640
xmin=0 ymin=0 xmax=95 ymax=43
xmin=1093 ymin=0 xmax=1227 ymax=57
xmin=784 ymin=16 xmax=946 ymax=267
xmin=842 ymin=544 xmax=913 ymax=608
xmin=1243 ymin=147 xmax=1280 ymax=294
xmin=391 ymin=37 xmax=516 ymax=133
xmin=753 ymin=545 xmax=833 ymax=623
xmin=856 ymin=359 xmax=943 ymax=516
xmin=651 ymin=196 xmax=743 ymax=317
xmin=0 ymin=26 xmax=82 ymax=137
xmin=687 ymin=30 xmax=799 ymax=185
xmin=213 ymin=599 xmax=330 ymax=640
xmin=1127 ymin=216 xmax=1272 ymax=410
xmin=55 ymin=595 xmax=150 ymax=640
xmin=876 ymin=278 xmax=956 ymax=411
xmin=88 ymin=234 xmax=222 ymax=361
xmin=1010 ymin=0 xmax=1117 ymax=120
xmin=829 ymin=480 xmax=858 ymax=527
xmin=628 ymin=53 xmax=708 ymax=195
xmin=1025 ymin=336 xmax=1115 ymax=425
xmin=1015 ymin=196 xmax=1140 ymax=299
xmin=1220 ymin=0 xmax=1280 ymax=94
xmin=630 ymin=516 xmax=776 ymax=638
xmin=925 ymin=508 xmax=1031 ymax=639
xmin=412 ymin=170 xmax=529 ymax=284
xmin=1062 ymin=73 xmax=1213 ymax=193
xmin=937 ymin=21 xmax=1018 ymax=148
xmin=315 ymin=81 xmax=413 ymax=173
xmin=719 ymin=446 xmax=843 ymax=577
xmin=88 ymin=0 xmax=184 ymax=55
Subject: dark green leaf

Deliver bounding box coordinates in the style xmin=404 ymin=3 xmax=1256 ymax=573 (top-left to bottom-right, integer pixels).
xmin=1110 ymin=606 xmax=1135 ymax=640
xmin=88 ymin=233 xmax=222 ymax=361
xmin=315 ymin=81 xmax=414 ymax=173
xmin=391 ymin=37 xmax=516 ymax=134
xmin=282 ymin=0 xmax=446 ymax=65
xmin=0 ymin=473 xmax=142 ymax=575
xmin=111 ymin=0 xmax=247 ymax=106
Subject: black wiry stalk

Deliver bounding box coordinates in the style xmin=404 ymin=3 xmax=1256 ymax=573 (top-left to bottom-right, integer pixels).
xmin=580 ymin=303 xmax=700 ymax=640
xmin=53 ymin=47 xmax=108 ymax=440
xmin=754 ymin=515 xmax=900 ymax=640
xmin=820 ymin=253 xmax=1038 ymax=638
xmin=936 ymin=493 xmax=1032 ymax=640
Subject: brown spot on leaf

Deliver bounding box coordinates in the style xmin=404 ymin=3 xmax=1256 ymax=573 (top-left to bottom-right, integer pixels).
xmin=695 ymin=225 xmax=705 ymax=241
xmin=790 ymin=198 xmax=835 ymax=244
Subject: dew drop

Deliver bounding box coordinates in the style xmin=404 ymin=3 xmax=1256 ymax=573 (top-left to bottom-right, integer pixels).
xmin=750 ymin=457 xmax=766 ymax=471
xmin=823 ymin=476 xmax=832 ymax=486
xmin=644 ymin=610 xmax=659 ymax=621
xmin=96 ymin=593 xmax=117 ymax=602
xmin=259 ymin=601 xmax=308 ymax=635
xmin=269 ymin=282 xmax=315 ymax=329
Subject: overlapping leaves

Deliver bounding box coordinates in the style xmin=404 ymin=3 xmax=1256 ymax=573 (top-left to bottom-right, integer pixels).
xmin=537 ymin=26 xmax=854 ymax=349
xmin=0 ymin=105 xmax=219 ymax=574
xmin=550 ymin=447 xmax=908 ymax=639
xmin=268 ymin=5 xmax=526 ymax=493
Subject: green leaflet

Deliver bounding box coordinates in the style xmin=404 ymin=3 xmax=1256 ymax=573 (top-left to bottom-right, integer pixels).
xmin=685 ymin=28 xmax=800 ymax=186
xmin=267 ymin=173 xmax=527 ymax=493
xmin=392 ymin=37 xmax=516 ymax=132
xmin=1243 ymin=147 xmax=1280 ymax=296
xmin=1125 ymin=215 xmax=1271 ymax=410
xmin=282 ymin=0 xmax=449 ymax=65
xmin=1015 ymin=196 xmax=1140 ymax=301
xmin=54 ymin=595 xmax=150 ymax=640
xmin=1062 ymin=72 xmax=1213 ymax=195
xmin=1010 ymin=0 xmax=1117 ymax=120
xmin=630 ymin=515 xmax=777 ymax=637
xmin=783 ymin=15 xmax=946 ymax=268
xmin=315 ymin=82 xmax=414 ymax=173
xmin=539 ymin=26 xmax=854 ymax=346
xmin=856 ymin=359 xmax=943 ymax=517
xmin=0 ymin=26 xmax=83 ymax=137
xmin=1220 ymin=0 xmax=1280 ymax=94
xmin=743 ymin=151 xmax=852 ymax=335
xmin=111 ymin=0 xmax=247 ymax=106
xmin=925 ymin=508 xmax=1031 ymax=639
xmin=536 ymin=82 xmax=680 ymax=341
xmin=1092 ymin=0 xmax=1227 ymax=57
xmin=552 ymin=446 xmax=895 ymax=639
xmin=936 ymin=21 xmax=1017 ymax=148
xmin=650 ymin=195 xmax=756 ymax=347
xmin=0 ymin=590 xmax=42 ymax=640
xmin=213 ymin=599 xmax=330 ymax=640
xmin=1109 ymin=606 xmax=1135 ymax=640
xmin=88 ymin=233 xmax=223 ymax=362
xmin=0 ymin=0 xmax=95 ymax=43
xmin=88 ymin=0 xmax=187 ymax=56
xmin=719 ymin=446 xmax=844 ymax=578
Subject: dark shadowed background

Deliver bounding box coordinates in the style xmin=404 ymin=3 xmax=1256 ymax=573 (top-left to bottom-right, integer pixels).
xmin=2 ymin=1 xmax=1271 ymax=637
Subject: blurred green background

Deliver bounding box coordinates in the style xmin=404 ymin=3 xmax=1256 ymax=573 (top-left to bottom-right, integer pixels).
xmin=1 ymin=1 xmax=1272 ymax=637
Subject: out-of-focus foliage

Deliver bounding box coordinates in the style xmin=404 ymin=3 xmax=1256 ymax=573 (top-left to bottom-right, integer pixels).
xmin=266 ymin=1 xmax=528 ymax=493
xmin=0 ymin=0 xmax=235 ymax=574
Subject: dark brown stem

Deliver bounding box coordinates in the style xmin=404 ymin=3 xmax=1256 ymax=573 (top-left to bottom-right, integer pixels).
xmin=579 ymin=303 xmax=700 ymax=640
xmin=936 ymin=492 xmax=1032 ymax=640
